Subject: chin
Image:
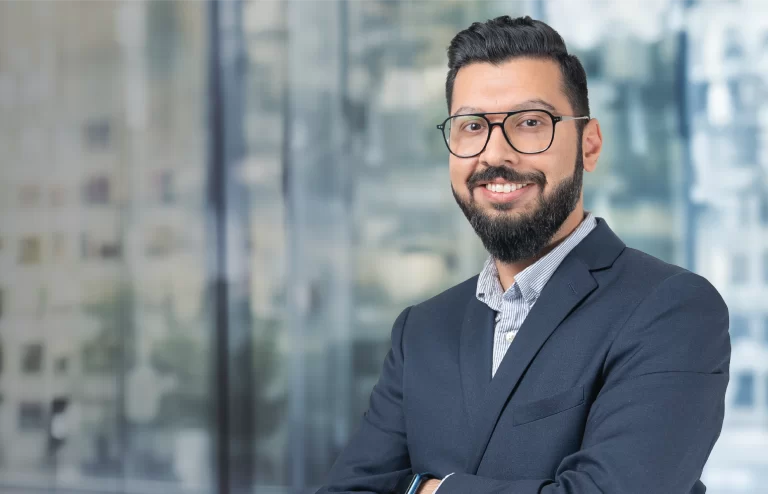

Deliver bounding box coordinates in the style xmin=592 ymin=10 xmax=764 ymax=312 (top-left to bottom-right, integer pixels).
xmin=487 ymin=199 xmax=534 ymax=213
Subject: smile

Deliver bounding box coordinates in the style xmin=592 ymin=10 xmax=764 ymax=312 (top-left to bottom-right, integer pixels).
xmin=475 ymin=181 xmax=535 ymax=204
xmin=483 ymin=182 xmax=532 ymax=193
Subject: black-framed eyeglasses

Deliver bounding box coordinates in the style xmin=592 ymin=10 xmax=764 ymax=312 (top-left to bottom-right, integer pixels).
xmin=436 ymin=109 xmax=590 ymax=158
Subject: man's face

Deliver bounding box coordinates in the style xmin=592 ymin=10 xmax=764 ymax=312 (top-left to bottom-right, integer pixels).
xmin=449 ymin=58 xmax=585 ymax=263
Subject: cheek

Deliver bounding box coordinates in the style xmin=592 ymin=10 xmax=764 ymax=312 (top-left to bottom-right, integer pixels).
xmin=537 ymin=148 xmax=573 ymax=184
xmin=449 ymin=158 xmax=473 ymax=190
xmin=549 ymin=132 xmax=580 ymax=173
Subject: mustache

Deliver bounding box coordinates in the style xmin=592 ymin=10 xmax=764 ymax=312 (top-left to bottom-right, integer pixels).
xmin=467 ymin=166 xmax=547 ymax=189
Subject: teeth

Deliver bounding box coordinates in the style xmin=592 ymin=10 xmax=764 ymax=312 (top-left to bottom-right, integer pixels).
xmin=485 ymin=183 xmax=529 ymax=193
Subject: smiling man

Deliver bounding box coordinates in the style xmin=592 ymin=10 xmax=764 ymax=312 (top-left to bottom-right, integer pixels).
xmin=317 ymin=16 xmax=730 ymax=494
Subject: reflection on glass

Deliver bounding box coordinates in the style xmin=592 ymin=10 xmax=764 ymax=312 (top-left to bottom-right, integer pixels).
xmin=0 ymin=0 xmax=767 ymax=492
xmin=18 ymin=402 xmax=46 ymax=431
xmin=242 ymin=0 xmax=768 ymax=492
xmin=21 ymin=344 xmax=44 ymax=374
xmin=0 ymin=0 xmax=211 ymax=491
xmin=733 ymin=373 xmax=755 ymax=408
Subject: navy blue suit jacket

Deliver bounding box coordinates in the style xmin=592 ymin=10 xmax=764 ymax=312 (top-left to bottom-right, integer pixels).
xmin=319 ymin=218 xmax=730 ymax=493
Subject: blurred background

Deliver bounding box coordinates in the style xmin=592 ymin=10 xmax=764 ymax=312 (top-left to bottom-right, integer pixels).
xmin=0 ymin=0 xmax=766 ymax=493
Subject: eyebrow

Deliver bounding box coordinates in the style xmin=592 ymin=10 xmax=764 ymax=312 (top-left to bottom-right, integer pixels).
xmin=452 ymin=98 xmax=558 ymax=116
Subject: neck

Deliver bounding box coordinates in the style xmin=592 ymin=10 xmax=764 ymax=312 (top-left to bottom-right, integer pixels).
xmin=495 ymin=205 xmax=586 ymax=291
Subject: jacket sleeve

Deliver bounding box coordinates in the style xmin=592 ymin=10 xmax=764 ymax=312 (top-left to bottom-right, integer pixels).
xmin=436 ymin=271 xmax=731 ymax=494
xmin=316 ymin=307 xmax=413 ymax=494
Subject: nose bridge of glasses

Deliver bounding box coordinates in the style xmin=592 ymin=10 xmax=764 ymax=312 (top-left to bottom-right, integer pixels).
xmin=486 ymin=120 xmax=510 ymax=145
xmin=481 ymin=119 xmax=518 ymax=158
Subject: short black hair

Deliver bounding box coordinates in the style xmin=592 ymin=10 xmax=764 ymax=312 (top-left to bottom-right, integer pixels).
xmin=446 ymin=16 xmax=590 ymax=124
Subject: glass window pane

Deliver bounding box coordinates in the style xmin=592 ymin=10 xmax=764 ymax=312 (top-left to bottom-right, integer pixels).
xmin=21 ymin=344 xmax=44 ymax=374
xmin=731 ymin=254 xmax=749 ymax=284
xmin=19 ymin=236 xmax=42 ymax=265
xmin=733 ymin=373 xmax=755 ymax=408
xmin=55 ymin=356 xmax=69 ymax=375
xmin=0 ymin=1 xmax=212 ymax=491
xmin=242 ymin=0 xmax=532 ymax=489
xmin=18 ymin=402 xmax=46 ymax=431
xmin=764 ymin=251 xmax=768 ymax=283
xmin=174 ymin=0 xmax=768 ymax=489
xmin=763 ymin=316 xmax=768 ymax=345
xmin=730 ymin=314 xmax=750 ymax=342
xmin=3 ymin=0 xmax=768 ymax=491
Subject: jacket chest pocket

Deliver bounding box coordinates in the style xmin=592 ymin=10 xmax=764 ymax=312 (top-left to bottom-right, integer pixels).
xmin=512 ymin=385 xmax=585 ymax=426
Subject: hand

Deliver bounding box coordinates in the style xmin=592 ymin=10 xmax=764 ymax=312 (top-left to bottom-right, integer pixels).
xmin=416 ymin=479 xmax=441 ymax=494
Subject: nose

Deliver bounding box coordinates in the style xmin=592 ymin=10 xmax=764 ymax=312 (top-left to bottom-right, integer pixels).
xmin=478 ymin=122 xmax=520 ymax=167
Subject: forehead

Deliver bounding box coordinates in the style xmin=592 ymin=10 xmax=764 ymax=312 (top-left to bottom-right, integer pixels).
xmin=451 ymin=58 xmax=570 ymax=114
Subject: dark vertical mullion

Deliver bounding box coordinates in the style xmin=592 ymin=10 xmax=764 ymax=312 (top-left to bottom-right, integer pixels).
xmin=207 ymin=2 xmax=230 ymax=494
xmin=209 ymin=1 xmax=254 ymax=493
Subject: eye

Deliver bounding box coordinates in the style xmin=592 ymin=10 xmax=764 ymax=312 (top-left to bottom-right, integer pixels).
xmin=522 ymin=119 xmax=540 ymax=127
xmin=466 ymin=122 xmax=483 ymax=131
xmin=456 ymin=117 xmax=487 ymax=133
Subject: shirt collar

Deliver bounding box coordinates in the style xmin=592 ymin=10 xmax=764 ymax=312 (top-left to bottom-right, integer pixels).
xmin=476 ymin=212 xmax=598 ymax=309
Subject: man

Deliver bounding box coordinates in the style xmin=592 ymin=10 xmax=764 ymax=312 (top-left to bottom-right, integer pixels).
xmin=318 ymin=16 xmax=730 ymax=494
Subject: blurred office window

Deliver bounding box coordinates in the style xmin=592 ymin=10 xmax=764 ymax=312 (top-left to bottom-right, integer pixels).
xmin=763 ymin=316 xmax=768 ymax=344
xmin=84 ymin=119 xmax=113 ymax=151
xmin=765 ymin=377 xmax=768 ymax=409
xmin=731 ymin=253 xmax=749 ymax=284
xmin=19 ymin=184 xmax=41 ymax=208
xmin=0 ymin=0 xmax=213 ymax=492
xmin=733 ymin=373 xmax=756 ymax=408
xmin=83 ymin=175 xmax=111 ymax=206
xmin=19 ymin=236 xmax=42 ymax=265
xmin=55 ymin=356 xmax=69 ymax=375
xmin=730 ymin=314 xmax=751 ymax=342
xmin=51 ymin=232 xmax=67 ymax=260
xmin=21 ymin=343 xmax=44 ymax=374
xmin=0 ymin=0 xmax=767 ymax=493
xmin=50 ymin=186 xmax=68 ymax=208
xmin=239 ymin=0 xmax=542 ymax=487
xmin=18 ymin=402 xmax=46 ymax=431
xmin=764 ymin=250 xmax=768 ymax=283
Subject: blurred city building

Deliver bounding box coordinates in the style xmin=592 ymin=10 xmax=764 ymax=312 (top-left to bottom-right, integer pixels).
xmin=0 ymin=1 xmax=212 ymax=492
xmin=0 ymin=0 xmax=766 ymax=493
xmin=683 ymin=1 xmax=768 ymax=490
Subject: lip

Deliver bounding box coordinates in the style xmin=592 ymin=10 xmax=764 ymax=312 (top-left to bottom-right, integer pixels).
xmin=475 ymin=183 xmax=535 ymax=204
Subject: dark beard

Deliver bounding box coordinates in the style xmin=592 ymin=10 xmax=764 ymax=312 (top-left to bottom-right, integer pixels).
xmin=452 ymin=155 xmax=583 ymax=264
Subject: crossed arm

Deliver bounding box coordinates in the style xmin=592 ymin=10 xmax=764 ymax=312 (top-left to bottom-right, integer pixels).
xmin=318 ymin=272 xmax=731 ymax=494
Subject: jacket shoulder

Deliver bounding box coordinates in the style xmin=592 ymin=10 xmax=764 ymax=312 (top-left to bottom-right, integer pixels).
xmin=612 ymin=247 xmax=726 ymax=317
xmin=614 ymin=247 xmax=690 ymax=285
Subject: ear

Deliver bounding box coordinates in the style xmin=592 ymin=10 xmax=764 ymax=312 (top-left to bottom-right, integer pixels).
xmin=581 ymin=118 xmax=602 ymax=173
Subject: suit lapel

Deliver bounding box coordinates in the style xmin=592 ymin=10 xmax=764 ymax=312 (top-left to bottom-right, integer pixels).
xmin=459 ymin=295 xmax=495 ymax=436
xmin=459 ymin=218 xmax=625 ymax=473
xmin=465 ymin=253 xmax=598 ymax=474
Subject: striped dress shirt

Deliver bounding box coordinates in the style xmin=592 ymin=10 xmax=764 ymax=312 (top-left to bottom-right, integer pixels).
xmin=476 ymin=212 xmax=597 ymax=377
xmin=433 ymin=212 xmax=599 ymax=493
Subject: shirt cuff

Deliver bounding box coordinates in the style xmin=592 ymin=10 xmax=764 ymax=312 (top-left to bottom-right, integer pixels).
xmin=432 ymin=472 xmax=454 ymax=493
